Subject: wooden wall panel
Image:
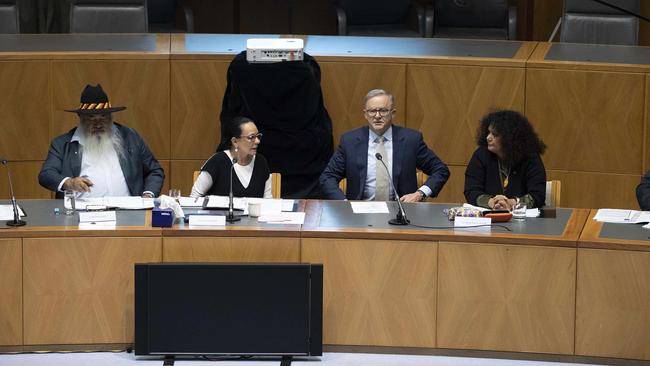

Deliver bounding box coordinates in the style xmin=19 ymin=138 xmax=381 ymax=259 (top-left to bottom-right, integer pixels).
xmin=644 ymin=75 xmax=650 ymax=172
xmin=50 ymin=60 xmax=171 ymax=160
xmin=531 ymin=0 xmax=563 ymax=41
xmin=576 ymin=248 xmax=650 ymax=360
xmin=302 ymin=238 xmax=437 ymax=348
xmin=546 ymin=170 xmax=640 ymax=209
xmin=171 ymin=61 xmax=230 ymax=159
xmin=169 ymin=160 xmax=204 ymax=198
xmin=23 ymin=237 xmax=162 ymax=345
xmin=438 ymin=242 xmax=575 ymax=354
xmin=0 ymin=161 xmax=52 ymax=200
xmin=526 ymin=69 xmax=644 ymax=174
xmin=430 ymin=165 xmax=466 ymax=204
xmin=407 ymin=65 xmax=525 ymax=166
xmin=0 ymin=61 xmax=50 ymax=161
xmin=319 ymin=62 xmax=406 ymax=145
xmin=163 ymin=237 xmax=300 ymax=262
xmin=0 ymin=239 xmax=22 ymax=346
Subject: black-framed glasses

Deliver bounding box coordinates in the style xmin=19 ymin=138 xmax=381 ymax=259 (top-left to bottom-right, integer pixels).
xmin=239 ymin=133 xmax=263 ymax=141
xmin=364 ymin=108 xmax=393 ymax=117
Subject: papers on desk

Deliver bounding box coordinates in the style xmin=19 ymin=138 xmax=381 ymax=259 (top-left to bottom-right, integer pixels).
xmin=204 ymin=196 xmax=296 ymax=214
xmin=593 ymin=209 xmax=650 ymax=224
xmin=75 ymin=196 xmax=154 ymax=210
xmin=350 ymin=201 xmax=389 ymax=214
xmin=78 ymin=211 xmax=117 ymax=230
xmin=205 ymin=196 xmax=247 ymax=210
xmin=0 ymin=205 xmax=25 ymax=220
xmin=179 ymin=196 xmax=204 ymax=207
xmin=258 ymin=212 xmax=305 ymax=225
xmin=462 ymin=203 xmax=540 ymax=217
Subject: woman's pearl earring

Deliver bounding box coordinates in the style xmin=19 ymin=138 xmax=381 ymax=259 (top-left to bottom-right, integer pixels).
xmin=235 ymin=147 xmax=238 ymax=153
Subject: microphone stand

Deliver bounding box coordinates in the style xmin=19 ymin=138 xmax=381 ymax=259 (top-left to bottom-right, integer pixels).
xmin=226 ymin=157 xmax=240 ymax=223
xmin=375 ymin=153 xmax=409 ymax=226
xmin=1 ymin=158 xmax=26 ymax=227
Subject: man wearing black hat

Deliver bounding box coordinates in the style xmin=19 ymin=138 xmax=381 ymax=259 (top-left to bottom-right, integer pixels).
xmin=38 ymin=84 xmax=164 ymax=198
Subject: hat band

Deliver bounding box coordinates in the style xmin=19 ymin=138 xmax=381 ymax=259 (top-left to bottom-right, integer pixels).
xmin=79 ymin=102 xmax=113 ymax=110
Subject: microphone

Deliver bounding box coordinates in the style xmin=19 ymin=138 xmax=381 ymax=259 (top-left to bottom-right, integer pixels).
xmin=1 ymin=157 xmax=26 ymax=227
xmin=375 ymin=153 xmax=409 ymax=225
xmin=226 ymin=156 xmax=240 ymax=223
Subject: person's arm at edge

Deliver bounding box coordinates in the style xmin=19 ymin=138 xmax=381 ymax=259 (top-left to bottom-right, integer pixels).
xmin=416 ymin=132 xmax=450 ymax=199
xmin=319 ymin=138 xmax=347 ymax=200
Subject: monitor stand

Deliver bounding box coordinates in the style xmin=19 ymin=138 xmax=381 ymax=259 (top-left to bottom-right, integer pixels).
xmin=281 ymin=355 xmax=293 ymax=366
xmin=163 ymin=355 xmax=175 ymax=366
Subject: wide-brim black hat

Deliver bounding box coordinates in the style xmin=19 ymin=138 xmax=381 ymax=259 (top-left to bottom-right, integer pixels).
xmin=65 ymin=84 xmax=126 ymax=114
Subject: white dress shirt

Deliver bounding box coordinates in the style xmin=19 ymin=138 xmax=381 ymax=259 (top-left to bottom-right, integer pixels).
xmin=58 ymin=126 xmax=131 ymax=198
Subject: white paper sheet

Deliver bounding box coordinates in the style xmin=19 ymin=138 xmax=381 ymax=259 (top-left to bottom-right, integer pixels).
xmin=188 ymin=215 xmax=226 ymax=227
xmin=257 ymin=212 xmax=305 ymax=225
xmin=206 ymin=195 xmax=247 ymax=210
xmin=74 ymin=196 xmax=153 ymax=210
xmin=78 ymin=221 xmax=117 ymax=230
xmin=593 ymin=209 xmax=650 ymax=224
xmin=79 ymin=211 xmax=117 ymax=223
xmin=179 ymin=196 xmax=204 ymax=207
xmin=0 ymin=205 xmax=25 ymax=220
xmin=350 ymin=201 xmax=389 ymax=214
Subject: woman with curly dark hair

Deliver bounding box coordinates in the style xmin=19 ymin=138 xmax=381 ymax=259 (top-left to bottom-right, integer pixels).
xmin=464 ymin=110 xmax=547 ymax=210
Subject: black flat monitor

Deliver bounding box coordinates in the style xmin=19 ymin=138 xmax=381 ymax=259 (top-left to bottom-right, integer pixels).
xmin=135 ymin=263 xmax=322 ymax=357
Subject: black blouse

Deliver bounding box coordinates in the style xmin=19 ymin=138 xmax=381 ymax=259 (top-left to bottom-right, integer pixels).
xmin=464 ymin=146 xmax=547 ymax=208
xmin=201 ymin=151 xmax=270 ymax=198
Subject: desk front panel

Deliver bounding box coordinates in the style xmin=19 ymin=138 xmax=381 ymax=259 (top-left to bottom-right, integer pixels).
xmin=437 ymin=242 xmax=575 ymax=354
xmin=23 ymin=237 xmax=162 ymax=345
xmin=163 ymin=236 xmax=300 ymax=263
xmin=0 ymin=238 xmax=21 ymax=346
xmin=301 ymin=238 xmax=437 ymax=348
xmin=576 ymin=248 xmax=650 ymax=360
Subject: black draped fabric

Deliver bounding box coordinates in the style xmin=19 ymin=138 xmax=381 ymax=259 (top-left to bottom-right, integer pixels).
xmin=219 ymin=52 xmax=333 ymax=199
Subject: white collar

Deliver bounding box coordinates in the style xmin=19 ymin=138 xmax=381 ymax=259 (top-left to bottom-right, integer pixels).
xmin=368 ymin=125 xmax=393 ymax=143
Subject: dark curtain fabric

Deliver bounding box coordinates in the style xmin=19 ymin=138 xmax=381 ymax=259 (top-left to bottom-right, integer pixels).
xmin=219 ymin=52 xmax=334 ymax=199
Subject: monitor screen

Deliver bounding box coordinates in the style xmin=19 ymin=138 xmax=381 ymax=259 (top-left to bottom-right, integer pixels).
xmin=135 ymin=263 xmax=322 ymax=356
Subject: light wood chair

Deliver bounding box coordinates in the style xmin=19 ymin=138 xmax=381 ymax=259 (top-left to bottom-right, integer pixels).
xmin=546 ymin=180 xmax=561 ymax=207
xmin=193 ymin=171 xmax=282 ymax=199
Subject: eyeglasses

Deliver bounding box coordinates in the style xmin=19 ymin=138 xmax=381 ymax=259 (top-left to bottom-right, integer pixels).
xmin=364 ymin=108 xmax=393 ymax=117
xmin=239 ymin=133 xmax=263 ymax=142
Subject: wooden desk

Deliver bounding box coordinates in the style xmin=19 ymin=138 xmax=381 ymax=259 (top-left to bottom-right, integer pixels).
xmin=576 ymin=211 xmax=650 ymax=360
xmin=4 ymin=199 xmax=650 ymax=362
xmin=301 ymin=200 xmax=589 ymax=355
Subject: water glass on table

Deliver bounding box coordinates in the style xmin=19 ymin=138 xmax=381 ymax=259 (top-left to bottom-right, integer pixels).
xmin=63 ymin=189 xmax=76 ymax=215
xmin=512 ymin=202 xmax=527 ymax=220
xmin=168 ymin=188 xmax=181 ymax=201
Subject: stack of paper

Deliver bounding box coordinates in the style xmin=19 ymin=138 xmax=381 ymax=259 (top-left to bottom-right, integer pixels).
xmin=258 ymin=212 xmax=305 ymax=225
xmin=78 ymin=211 xmax=117 ymax=229
xmin=75 ymin=196 xmax=154 ymax=210
xmin=350 ymin=201 xmax=389 ymax=214
xmin=0 ymin=205 xmax=25 ymax=220
xmin=593 ymin=209 xmax=650 ymax=224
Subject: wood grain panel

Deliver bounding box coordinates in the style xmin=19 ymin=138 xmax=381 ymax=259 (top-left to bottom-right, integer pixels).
xmin=576 ymin=248 xmax=650 ymax=360
xmin=50 ymin=60 xmax=170 ymax=160
xmin=526 ymin=69 xmax=643 ymax=174
xmin=23 ymin=237 xmax=162 ymax=345
xmin=532 ymin=0 xmax=563 ymax=41
xmin=302 ymin=238 xmax=437 ymax=347
xmin=0 ymin=161 xmax=52 ymax=200
xmin=171 ymin=61 xmax=230 ymax=159
xmin=169 ymin=160 xmax=204 ymax=198
xmin=407 ymin=65 xmax=525 ymax=166
xmin=319 ymin=62 xmax=406 ymax=145
xmin=430 ymin=165 xmax=466 ymax=204
xmin=163 ymin=237 xmax=300 ymax=262
xmin=0 ymin=61 xmax=50 ymax=161
xmin=438 ymin=242 xmax=575 ymax=354
xmin=546 ymin=170 xmax=640 ymax=209
xmin=0 ymin=239 xmax=21 ymax=346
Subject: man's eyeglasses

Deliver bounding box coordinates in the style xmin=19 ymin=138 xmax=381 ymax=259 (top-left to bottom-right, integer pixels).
xmin=239 ymin=133 xmax=263 ymax=142
xmin=364 ymin=108 xmax=393 ymax=117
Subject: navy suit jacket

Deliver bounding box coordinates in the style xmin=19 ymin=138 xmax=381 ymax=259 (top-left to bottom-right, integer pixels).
xmin=319 ymin=125 xmax=450 ymax=200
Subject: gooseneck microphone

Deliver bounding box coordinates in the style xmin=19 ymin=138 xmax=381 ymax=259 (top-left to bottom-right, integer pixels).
xmin=375 ymin=153 xmax=409 ymax=225
xmin=1 ymin=158 xmax=26 ymax=227
xmin=226 ymin=156 xmax=241 ymax=223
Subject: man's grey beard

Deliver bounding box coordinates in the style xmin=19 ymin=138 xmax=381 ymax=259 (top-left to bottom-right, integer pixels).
xmin=78 ymin=123 xmax=126 ymax=161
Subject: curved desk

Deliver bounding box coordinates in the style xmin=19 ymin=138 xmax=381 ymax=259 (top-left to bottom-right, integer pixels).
xmin=1 ymin=200 xmax=649 ymax=362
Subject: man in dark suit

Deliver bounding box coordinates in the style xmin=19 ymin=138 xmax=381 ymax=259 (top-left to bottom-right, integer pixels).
xmin=320 ymin=89 xmax=449 ymax=202
xmin=39 ymin=84 xmax=164 ymax=198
